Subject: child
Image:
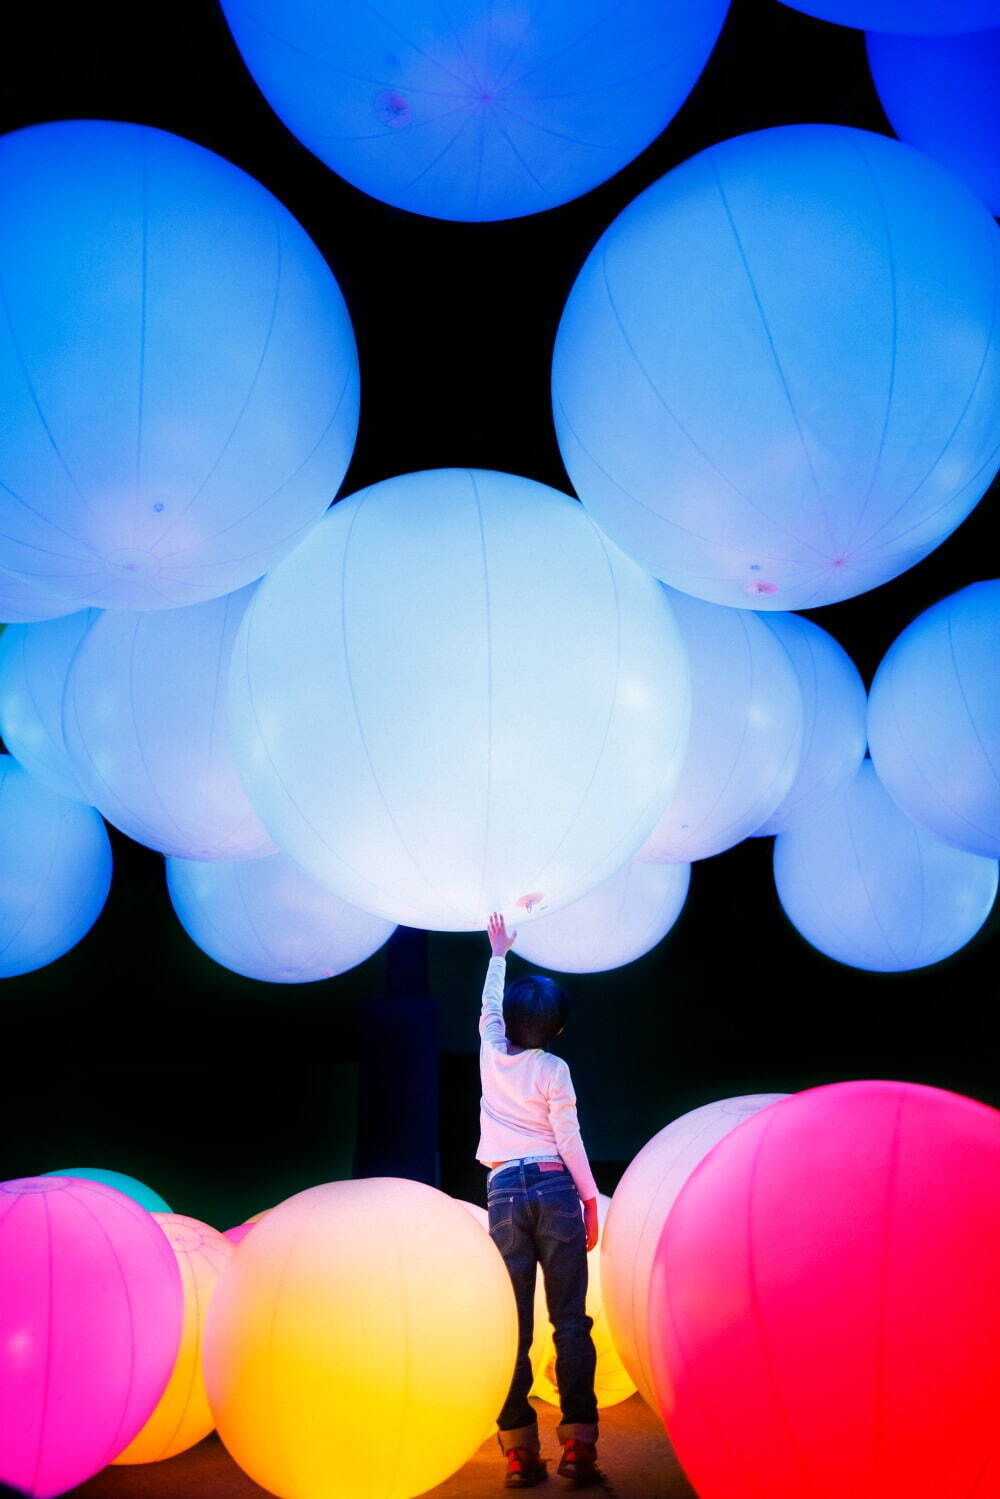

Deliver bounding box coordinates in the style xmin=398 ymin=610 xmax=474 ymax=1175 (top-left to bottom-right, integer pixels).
xmin=479 ymin=912 xmax=601 ymax=1491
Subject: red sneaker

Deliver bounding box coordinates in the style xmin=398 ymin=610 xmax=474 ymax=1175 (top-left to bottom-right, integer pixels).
xmin=505 ymin=1447 xmax=549 ymax=1489
xmin=556 ymin=1439 xmax=601 ymax=1489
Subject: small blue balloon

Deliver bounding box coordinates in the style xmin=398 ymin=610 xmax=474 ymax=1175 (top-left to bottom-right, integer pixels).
xmin=0 ymin=757 xmax=112 ymax=978
xmin=43 ymin=1168 xmax=172 ymax=1214
xmin=867 ymin=28 xmax=1000 ymax=216
xmin=0 ymin=611 xmax=98 ymax=802
xmin=778 ymin=0 xmax=1000 ymax=34
xmin=774 ymin=760 xmax=998 ymax=972
xmin=219 ymin=0 xmax=731 ymax=221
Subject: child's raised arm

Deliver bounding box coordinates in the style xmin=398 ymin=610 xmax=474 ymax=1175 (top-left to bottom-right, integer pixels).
xmin=479 ymin=912 xmax=517 ymax=1049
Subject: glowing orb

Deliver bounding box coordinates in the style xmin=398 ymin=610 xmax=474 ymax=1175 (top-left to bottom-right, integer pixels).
xmin=512 ymin=860 xmax=689 ymax=973
xmin=778 ymin=0 xmax=1000 ymax=34
xmin=43 ymin=1168 xmax=171 ymax=1214
xmin=230 ymin=469 xmax=691 ymax=930
xmin=0 ymin=757 xmax=112 ymax=978
xmin=0 ymin=611 xmax=98 ymax=802
xmin=553 ymin=124 xmax=1000 ymax=610
xmin=601 ymin=1095 xmax=785 ymax=1406
xmin=637 ymin=591 xmax=803 ymax=861
xmin=0 ymin=1175 xmax=183 ymax=1498
xmin=113 ymin=1215 xmax=232 ymax=1465
xmin=63 ymin=586 xmax=274 ymax=860
xmin=218 ymin=0 xmax=731 ymax=222
xmin=650 ymin=1080 xmax=1000 ymax=1499
xmin=867 ymin=28 xmax=1000 ymax=215
xmin=203 ymin=1178 xmax=517 ymax=1499
xmin=774 ymin=759 xmax=998 ymax=971
xmin=167 ymin=849 xmax=395 ymax=982
xmin=754 ymin=611 xmax=866 ymax=836
xmin=0 ymin=119 xmax=358 ymax=612
xmin=868 ymin=580 xmax=1000 ymax=858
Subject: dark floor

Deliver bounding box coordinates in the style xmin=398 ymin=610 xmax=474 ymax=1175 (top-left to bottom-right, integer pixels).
xmin=69 ymin=1394 xmax=697 ymax=1499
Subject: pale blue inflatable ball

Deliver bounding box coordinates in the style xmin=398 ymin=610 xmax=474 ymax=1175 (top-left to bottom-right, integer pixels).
xmin=0 ymin=566 xmax=75 ymax=625
xmin=868 ymin=580 xmax=1000 ymax=859
xmin=553 ymin=124 xmax=1000 ymax=611
xmin=511 ymin=859 xmax=690 ymax=974
xmin=754 ymin=612 xmax=867 ymax=836
xmin=867 ymin=28 xmax=1000 ymax=216
xmin=0 ymin=757 xmax=112 ymax=978
xmin=778 ymin=0 xmax=1000 ymax=33
xmin=0 ymin=611 xmax=98 ymax=802
xmin=218 ymin=0 xmax=731 ymax=222
xmin=773 ymin=760 xmax=998 ymax=972
xmin=167 ymin=851 xmax=396 ymax=984
xmin=42 ymin=1168 xmax=171 ymax=1214
xmin=0 ymin=120 xmax=359 ymax=613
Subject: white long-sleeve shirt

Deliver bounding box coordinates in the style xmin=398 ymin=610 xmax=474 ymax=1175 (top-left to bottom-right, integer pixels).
xmin=476 ymin=955 xmax=599 ymax=1203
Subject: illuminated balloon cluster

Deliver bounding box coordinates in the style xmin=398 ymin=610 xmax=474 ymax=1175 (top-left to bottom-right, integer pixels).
xmin=204 ymin=1179 xmax=517 ymax=1499
xmin=219 ymin=0 xmax=731 ymax=222
xmin=0 ymin=756 xmax=112 ymax=978
xmin=0 ymin=1175 xmax=183 ymax=1498
xmin=512 ymin=860 xmax=689 ymax=974
xmin=554 ymin=124 xmax=1000 ymax=610
xmin=637 ymin=591 xmax=803 ymax=861
xmin=230 ymin=468 xmax=692 ymax=932
xmin=650 ymin=1081 xmax=1000 ymax=1499
xmin=63 ymin=586 xmax=275 ymax=860
xmin=774 ymin=760 xmax=998 ymax=971
xmin=868 ymin=581 xmax=1000 ymax=858
xmin=0 ymin=119 xmax=358 ymax=614
xmin=167 ymin=849 xmax=396 ymax=982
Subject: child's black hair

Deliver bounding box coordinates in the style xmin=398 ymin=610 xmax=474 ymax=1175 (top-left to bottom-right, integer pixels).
xmin=503 ymin=974 xmax=568 ymax=1050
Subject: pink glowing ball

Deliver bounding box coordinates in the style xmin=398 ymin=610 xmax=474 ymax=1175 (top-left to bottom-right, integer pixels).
xmin=649 ymin=1080 xmax=1000 ymax=1499
xmin=0 ymin=1175 xmax=183 ymax=1498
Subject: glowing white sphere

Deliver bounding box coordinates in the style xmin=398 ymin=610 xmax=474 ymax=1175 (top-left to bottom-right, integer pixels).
xmin=637 ymin=591 xmax=802 ymax=862
xmin=167 ymin=851 xmax=395 ymax=983
xmin=203 ymin=1179 xmax=518 ymax=1499
xmin=780 ymin=0 xmax=1000 ymax=34
xmin=601 ymin=1094 xmax=786 ymax=1406
xmin=754 ymin=612 xmax=867 ymax=836
xmin=512 ymin=860 xmax=689 ymax=974
xmin=553 ymin=124 xmax=1000 ymax=611
xmin=867 ymin=28 xmax=1000 ymax=216
xmin=530 ymin=1194 xmax=636 ymax=1409
xmin=868 ymin=581 xmax=1000 ymax=858
xmin=0 ymin=120 xmax=358 ymax=612
xmin=0 ymin=611 xmax=98 ymax=801
xmin=230 ymin=469 xmax=691 ymax=931
xmin=0 ymin=757 xmax=112 ymax=978
xmin=219 ymin=0 xmax=731 ymax=223
xmin=774 ymin=760 xmax=998 ymax=972
xmin=64 ymin=587 xmax=275 ymax=860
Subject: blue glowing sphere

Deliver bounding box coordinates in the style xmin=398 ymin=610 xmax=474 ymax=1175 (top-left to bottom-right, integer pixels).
xmin=774 ymin=761 xmax=998 ymax=972
xmin=0 ymin=757 xmax=112 ymax=978
xmin=0 ymin=120 xmax=359 ymax=612
xmin=0 ymin=567 xmax=74 ymax=625
xmin=0 ymin=611 xmax=98 ymax=802
xmin=637 ymin=590 xmax=803 ymax=863
xmin=168 ymin=851 xmax=396 ymax=984
xmin=42 ymin=1169 xmax=172 ymax=1215
xmin=553 ymin=124 xmax=1000 ymax=611
xmin=868 ymin=581 xmax=1000 ymax=859
xmin=218 ymin=0 xmax=731 ymax=222
xmin=754 ymin=612 xmax=867 ymax=836
xmin=867 ymin=28 xmax=1000 ymax=216
xmin=230 ymin=469 xmax=692 ymax=931
xmin=511 ymin=859 xmax=690 ymax=974
xmin=63 ymin=586 xmax=275 ymax=861
xmin=778 ymin=0 xmax=1000 ymax=33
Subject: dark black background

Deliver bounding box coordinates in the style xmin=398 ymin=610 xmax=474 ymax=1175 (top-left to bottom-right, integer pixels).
xmin=1 ymin=0 xmax=997 ymax=1229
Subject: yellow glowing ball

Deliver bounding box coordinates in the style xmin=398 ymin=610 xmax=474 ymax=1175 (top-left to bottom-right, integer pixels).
xmin=204 ymin=1178 xmax=518 ymax=1499
xmin=113 ymin=1214 xmax=232 ymax=1464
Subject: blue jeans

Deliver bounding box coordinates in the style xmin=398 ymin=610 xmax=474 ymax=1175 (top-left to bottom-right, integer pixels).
xmin=487 ymin=1160 xmax=598 ymax=1450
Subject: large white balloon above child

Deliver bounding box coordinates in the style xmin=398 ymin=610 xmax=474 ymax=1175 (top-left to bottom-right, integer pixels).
xmin=512 ymin=860 xmax=690 ymax=974
xmin=230 ymin=469 xmax=692 ymax=931
xmin=218 ymin=0 xmax=731 ymax=222
xmin=553 ymin=124 xmax=1000 ymax=611
xmin=0 ymin=120 xmax=359 ymax=612
xmin=64 ymin=587 xmax=275 ymax=861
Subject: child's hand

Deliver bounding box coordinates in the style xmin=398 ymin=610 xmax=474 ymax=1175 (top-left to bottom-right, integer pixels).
xmin=487 ymin=911 xmax=517 ymax=957
xmin=583 ymin=1198 xmax=599 ymax=1253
